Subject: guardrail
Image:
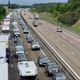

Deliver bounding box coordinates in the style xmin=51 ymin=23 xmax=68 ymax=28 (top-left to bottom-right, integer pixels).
xmin=20 ymin=11 xmax=80 ymax=80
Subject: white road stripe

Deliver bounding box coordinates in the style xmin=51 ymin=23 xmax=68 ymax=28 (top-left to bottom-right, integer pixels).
xmin=33 ymin=27 xmax=80 ymax=80
xmin=11 ymin=64 xmax=13 ymax=68
xmin=64 ymin=32 xmax=80 ymax=42
xmin=71 ymin=52 xmax=75 ymax=55
xmin=40 ymin=49 xmax=46 ymax=56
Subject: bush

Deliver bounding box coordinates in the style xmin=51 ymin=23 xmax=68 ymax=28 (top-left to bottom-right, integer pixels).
xmin=58 ymin=11 xmax=79 ymax=25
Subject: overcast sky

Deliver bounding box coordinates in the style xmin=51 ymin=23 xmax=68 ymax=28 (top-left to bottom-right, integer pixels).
xmin=0 ymin=0 xmax=68 ymax=5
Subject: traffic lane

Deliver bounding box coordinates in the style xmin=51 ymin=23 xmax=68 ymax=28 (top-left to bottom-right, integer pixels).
xmin=19 ymin=21 xmax=51 ymax=80
xmin=9 ymin=37 xmax=20 ymax=80
xmin=23 ymin=11 xmax=80 ymax=50
xmin=39 ymin=20 xmax=80 ymax=49
xmin=33 ymin=26 xmax=80 ymax=77
xmin=26 ymin=19 xmax=72 ymax=80
xmin=36 ymin=19 xmax=80 ymax=50
xmin=21 ymin=11 xmax=80 ymax=71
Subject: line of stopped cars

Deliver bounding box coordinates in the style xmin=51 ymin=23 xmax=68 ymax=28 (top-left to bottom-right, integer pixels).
xmin=11 ymin=10 xmax=66 ymax=80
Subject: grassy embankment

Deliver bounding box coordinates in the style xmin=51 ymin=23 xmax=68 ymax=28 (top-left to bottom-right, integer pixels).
xmin=39 ymin=12 xmax=80 ymax=33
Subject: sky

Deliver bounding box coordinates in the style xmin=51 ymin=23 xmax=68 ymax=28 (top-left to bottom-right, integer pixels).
xmin=0 ymin=0 xmax=68 ymax=5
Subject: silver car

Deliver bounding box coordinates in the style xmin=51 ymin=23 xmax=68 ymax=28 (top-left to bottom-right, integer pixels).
xmin=31 ymin=41 xmax=40 ymax=50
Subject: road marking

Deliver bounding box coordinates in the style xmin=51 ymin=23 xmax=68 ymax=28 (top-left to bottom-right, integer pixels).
xmin=55 ymin=39 xmax=58 ymax=41
xmin=62 ymin=44 xmax=66 ymax=47
xmin=40 ymin=49 xmax=46 ymax=56
xmin=32 ymin=27 xmax=80 ymax=80
xmin=70 ymin=41 xmax=73 ymax=43
xmin=71 ymin=52 xmax=75 ymax=55
xmin=11 ymin=64 xmax=13 ymax=68
xmin=64 ymin=32 xmax=80 ymax=42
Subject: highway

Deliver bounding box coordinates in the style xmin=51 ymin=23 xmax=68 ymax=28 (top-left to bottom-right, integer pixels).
xmin=9 ymin=15 xmax=52 ymax=80
xmin=21 ymin=10 xmax=80 ymax=80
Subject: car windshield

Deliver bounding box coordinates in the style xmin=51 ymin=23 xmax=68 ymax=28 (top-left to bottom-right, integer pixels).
xmin=40 ymin=59 xmax=48 ymax=62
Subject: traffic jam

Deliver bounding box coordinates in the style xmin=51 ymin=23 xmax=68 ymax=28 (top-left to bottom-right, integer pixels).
xmin=0 ymin=9 xmax=67 ymax=80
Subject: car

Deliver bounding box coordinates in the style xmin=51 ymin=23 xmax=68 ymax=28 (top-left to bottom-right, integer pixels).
xmin=26 ymin=33 xmax=32 ymax=39
xmin=33 ymin=22 xmax=37 ymax=27
xmin=17 ymin=54 xmax=27 ymax=62
xmin=14 ymin=36 xmax=20 ymax=43
xmin=23 ymin=29 xmax=30 ymax=34
xmin=45 ymin=62 xmax=59 ymax=76
xmin=27 ymin=37 xmax=34 ymax=43
xmin=52 ymin=72 xmax=66 ymax=80
xmin=31 ymin=41 xmax=40 ymax=50
xmin=15 ymin=45 xmax=24 ymax=58
xmin=38 ymin=55 xmax=50 ymax=66
xmin=56 ymin=28 xmax=62 ymax=32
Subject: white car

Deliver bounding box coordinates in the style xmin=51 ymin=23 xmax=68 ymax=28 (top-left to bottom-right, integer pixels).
xmin=56 ymin=28 xmax=62 ymax=32
xmin=31 ymin=41 xmax=40 ymax=50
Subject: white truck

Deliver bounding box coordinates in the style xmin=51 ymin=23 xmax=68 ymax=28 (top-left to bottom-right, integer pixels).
xmin=2 ymin=25 xmax=10 ymax=35
xmin=0 ymin=63 xmax=8 ymax=80
xmin=18 ymin=61 xmax=38 ymax=80
xmin=0 ymin=44 xmax=9 ymax=63
xmin=34 ymin=13 xmax=39 ymax=20
xmin=0 ymin=35 xmax=9 ymax=53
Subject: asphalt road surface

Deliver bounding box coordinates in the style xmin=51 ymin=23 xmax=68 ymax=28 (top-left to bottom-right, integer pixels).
xmin=9 ymin=16 xmax=52 ymax=80
xmin=21 ymin=10 xmax=80 ymax=80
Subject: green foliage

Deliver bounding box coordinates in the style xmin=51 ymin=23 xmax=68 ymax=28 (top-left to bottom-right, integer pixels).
xmin=8 ymin=4 xmax=19 ymax=9
xmin=0 ymin=6 xmax=6 ymax=20
xmin=31 ymin=0 xmax=80 ymax=25
xmin=58 ymin=11 xmax=79 ymax=25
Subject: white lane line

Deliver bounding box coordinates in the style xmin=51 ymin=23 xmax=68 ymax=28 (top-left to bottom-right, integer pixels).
xmin=70 ymin=41 xmax=73 ymax=43
xmin=40 ymin=49 xmax=46 ymax=56
xmin=62 ymin=44 xmax=66 ymax=47
xmin=11 ymin=64 xmax=13 ymax=68
xmin=64 ymin=32 xmax=80 ymax=42
xmin=71 ymin=52 xmax=75 ymax=55
xmin=33 ymin=27 xmax=80 ymax=79
xmin=56 ymin=39 xmax=58 ymax=41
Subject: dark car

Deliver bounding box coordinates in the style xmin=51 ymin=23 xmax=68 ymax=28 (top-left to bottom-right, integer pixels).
xmin=45 ymin=62 xmax=59 ymax=76
xmin=17 ymin=54 xmax=27 ymax=62
xmin=27 ymin=37 xmax=34 ymax=43
xmin=38 ymin=55 xmax=50 ymax=66
xmin=14 ymin=37 xmax=21 ymax=43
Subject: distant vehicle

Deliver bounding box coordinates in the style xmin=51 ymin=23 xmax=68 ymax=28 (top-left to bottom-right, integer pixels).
xmin=45 ymin=62 xmax=59 ymax=76
xmin=15 ymin=45 xmax=24 ymax=58
xmin=23 ymin=29 xmax=30 ymax=34
xmin=26 ymin=33 xmax=32 ymax=39
xmin=31 ymin=41 xmax=40 ymax=50
xmin=56 ymin=28 xmax=62 ymax=32
xmin=27 ymin=37 xmax=34 ymax=43
xmin=17 ymin=61 xmax=38 ymax=80
xmin=17 ymin=54 xmax=27 ymax=62
xmin=38 ymin=55 xmax=50 ymax=66
xmin=34 ymin=13 xmax=39 ymax=20
xmin=52 ymin=72 xmax=66 ymax=80
xmin=14 ymin=37 xmax=20 ymax=43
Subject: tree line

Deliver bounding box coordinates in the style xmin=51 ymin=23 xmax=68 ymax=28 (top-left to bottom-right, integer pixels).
xmin=0 ymin=6 xmax=6 ymax=21
xmin=31 ymin=0 xmax=80 ymax=25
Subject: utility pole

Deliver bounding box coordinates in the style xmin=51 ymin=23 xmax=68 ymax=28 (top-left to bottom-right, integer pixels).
xmin=8 ymin=0 xmax=10 ymax=8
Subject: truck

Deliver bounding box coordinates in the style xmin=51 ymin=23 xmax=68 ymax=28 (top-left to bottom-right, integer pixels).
xmin=18 ymin=61 xmax=38 ymax=80
xmin=0 ymin=44 xmax=9 ymax=63
xmin=2 ymin=25 xmax=10 ymax=35
xmin=34 ymin=13 xmax=39 ymax=20
xmin=0 ymin=63 xmax=8 ymax=80
xmin=0 ymin=35 xmax=9 ymax=52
